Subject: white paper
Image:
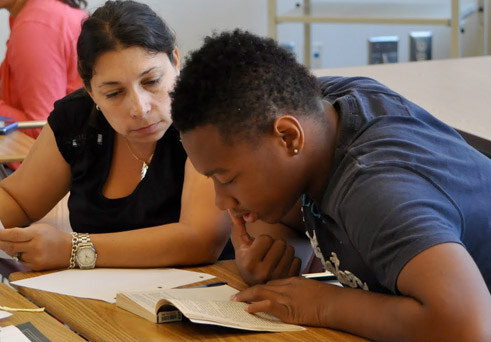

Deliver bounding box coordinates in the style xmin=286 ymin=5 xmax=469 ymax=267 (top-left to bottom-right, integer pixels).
xmin=0 ymin=309 xmax=12 ymax=320
xmin=0 ymin=325 xmax=31 ymax=342
xmin=11 ymin=268 xmax=215 ymax=303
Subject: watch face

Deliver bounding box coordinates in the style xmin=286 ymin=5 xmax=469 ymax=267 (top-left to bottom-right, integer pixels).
xmin=76 ymin=246 xmax=97 ymax=267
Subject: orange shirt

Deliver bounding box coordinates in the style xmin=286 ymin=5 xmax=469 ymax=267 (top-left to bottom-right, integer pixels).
xmin=0 ymin=0 xmax=87 ymax=138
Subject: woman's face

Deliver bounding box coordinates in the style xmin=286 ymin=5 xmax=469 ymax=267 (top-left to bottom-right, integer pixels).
xmin=87 ymin=46 xmax=180 ymax=144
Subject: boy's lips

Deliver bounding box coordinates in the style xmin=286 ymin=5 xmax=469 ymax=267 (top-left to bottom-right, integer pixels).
xmin=237 ymin=212 xmax=258 ymax=223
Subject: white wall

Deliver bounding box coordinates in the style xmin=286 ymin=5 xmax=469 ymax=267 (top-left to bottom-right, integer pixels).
xmin=0 ymin=0 xmax=485 ymax=69
xmin=0 ymin=10 xmax=9 ymax=58
xmin=0 ymin=0 xmax=268 ymax=63
xmin=276 ymin=0 xmax=486 ymax=68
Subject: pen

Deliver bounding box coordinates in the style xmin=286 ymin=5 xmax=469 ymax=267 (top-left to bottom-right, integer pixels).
xmin=192 ymin=281 xmax=228 ymax=288
xmin=302 ymin=272 xmax=337 ymax=282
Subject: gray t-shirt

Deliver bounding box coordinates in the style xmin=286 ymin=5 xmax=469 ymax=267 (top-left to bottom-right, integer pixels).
xmin=302 ymin=76 xmax=491 ymax=293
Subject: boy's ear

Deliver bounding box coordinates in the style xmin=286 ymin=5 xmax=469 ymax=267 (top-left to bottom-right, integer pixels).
xmin=272 ymin=115 xmax=304 ymax=156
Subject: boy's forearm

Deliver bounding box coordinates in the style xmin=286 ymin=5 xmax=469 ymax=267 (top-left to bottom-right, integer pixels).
xmin=320 ymin=284 xmax=488 ymax=342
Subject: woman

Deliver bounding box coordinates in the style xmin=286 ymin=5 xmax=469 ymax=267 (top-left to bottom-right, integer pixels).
xmin=0 ymin=0 xmax=87 ymax=139
xmin=0 ymin=0 xmax=230 ymax=271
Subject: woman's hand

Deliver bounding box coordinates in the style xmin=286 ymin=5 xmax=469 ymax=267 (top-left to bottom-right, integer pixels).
xmin=229 ymin=212 xmax=301 ymax=285
xmin=0 ymin=223 xmax=72 ymax=270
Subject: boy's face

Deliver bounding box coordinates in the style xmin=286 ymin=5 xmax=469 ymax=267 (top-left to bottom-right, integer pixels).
xmin=181 ymin=124 xmax=304 ymax=224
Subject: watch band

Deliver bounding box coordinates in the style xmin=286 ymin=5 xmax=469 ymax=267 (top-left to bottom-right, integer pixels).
xmin=68 ymin=232 xmax=94 ymax=269
xmin=69 ymin=232 xmax=78 ymax=269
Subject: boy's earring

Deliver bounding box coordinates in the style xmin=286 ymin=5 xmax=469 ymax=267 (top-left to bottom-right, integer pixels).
xmin=293 ymin=148 xmax=299 ymax=155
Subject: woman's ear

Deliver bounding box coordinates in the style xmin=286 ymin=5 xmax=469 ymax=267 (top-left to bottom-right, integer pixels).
xmin=84 ymin=85 xmax=95 ymax=101
xmin=273 ymin=115 xmax=305 ymax=156
xmin=83 ymin=85 xmax=100 ymax=111
xmin=172 ymin=48 xmax=180 ymax=74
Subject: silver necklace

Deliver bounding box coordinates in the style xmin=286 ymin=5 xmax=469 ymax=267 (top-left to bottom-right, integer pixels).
xmin=124 ymin=139 xmax=154 ymax=180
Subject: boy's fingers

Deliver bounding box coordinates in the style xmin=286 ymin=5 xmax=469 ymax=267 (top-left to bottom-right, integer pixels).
xmin=228 ymin=211 xmax=254 ymax=247
xmin=288 ymin=257 xmax=302 ymax=277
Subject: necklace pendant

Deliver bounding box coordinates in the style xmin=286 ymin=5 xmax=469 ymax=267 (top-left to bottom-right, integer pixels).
xmin=141 ymin=162 xmax=149 ymax=180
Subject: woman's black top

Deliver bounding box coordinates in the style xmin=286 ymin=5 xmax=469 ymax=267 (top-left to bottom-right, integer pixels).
xmin=48 ymin=88 xmax=187 ymax=234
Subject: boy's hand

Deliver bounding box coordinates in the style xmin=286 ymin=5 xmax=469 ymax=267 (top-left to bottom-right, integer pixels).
xmin=229 ymin=211 xmax=301 ymax=285
xmin=231 ymin=276 xmax=335 ymax=327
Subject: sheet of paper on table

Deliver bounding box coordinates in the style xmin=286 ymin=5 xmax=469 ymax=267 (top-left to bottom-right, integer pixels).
xmin=0 ymin=310 xmax=12 ymax=320
xmin=0 ymin=325 xmax=31 ymax=342
xmin=11 ymin=268 xmax=216 ymax=303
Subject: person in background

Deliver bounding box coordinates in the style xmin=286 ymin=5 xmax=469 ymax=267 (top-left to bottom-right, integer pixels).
xmin=171 ymin=30 xmax=491 ymax=341
xmin=0 ymin=0 xmax=234 ymax=271
xmin=0 ymin=0 xmax=87 ymax=139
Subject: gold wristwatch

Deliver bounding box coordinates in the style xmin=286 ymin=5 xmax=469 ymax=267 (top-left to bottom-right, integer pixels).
xmin=69 ymin=232 xmax=97 ymax=269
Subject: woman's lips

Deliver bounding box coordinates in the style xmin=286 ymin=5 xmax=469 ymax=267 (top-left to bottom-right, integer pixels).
xmin=132 ymin=121 xmax=160 ymax=134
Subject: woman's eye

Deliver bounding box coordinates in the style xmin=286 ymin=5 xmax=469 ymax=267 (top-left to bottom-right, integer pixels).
xmin=145 ymin=78 xmax=161 ymax=86
xmin=105 ymin=91 xmax=120 ymax=99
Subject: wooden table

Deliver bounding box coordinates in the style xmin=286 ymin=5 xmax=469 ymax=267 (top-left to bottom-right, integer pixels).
xmin=0 ymin=130 xmax=35 ymax=178
xmin=314 ymin=56 xmax=491 ymax=156
xmin=0 ymin=283 xmax=85 ymax=341
xmin=9 ymin=261 xmax=370 ymax=342
xmin=0 ymin=130 xmax=35 ymax=163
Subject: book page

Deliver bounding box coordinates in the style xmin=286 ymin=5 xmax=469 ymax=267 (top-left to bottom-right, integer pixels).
xmin=160 ymin=285 xmax=238 ymax=301
xmin=119 ymin=285 xmax=305 ymax=332
xmin=122 ymin=285 xmax=239 ymax=314
xmin=171 ymin=299 xmax=305 ymax=332
xmin=121 ymin=292 xmax=165 ymax=314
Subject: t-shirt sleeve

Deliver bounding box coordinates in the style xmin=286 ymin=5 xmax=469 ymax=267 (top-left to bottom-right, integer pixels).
xmin=47 ymin=91 xmax=91 ymax=164
xmin=337 ymin=165 xmax=463 ymax=293
xmin=317 ymin=76 xmax=392 ymax=101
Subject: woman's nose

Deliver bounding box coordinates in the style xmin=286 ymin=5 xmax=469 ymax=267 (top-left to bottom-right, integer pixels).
xmin=129 ymin=90 xmax=150 ymax=118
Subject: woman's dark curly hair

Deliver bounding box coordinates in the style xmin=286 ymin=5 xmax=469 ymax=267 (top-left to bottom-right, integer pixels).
xmin=77 ymin=0 xmax=176 ymax=90
xmin=171 ymin=29 xmax=323 ymax=143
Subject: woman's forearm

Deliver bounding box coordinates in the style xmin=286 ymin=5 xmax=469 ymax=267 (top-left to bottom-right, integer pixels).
xmin=90 ymin=222 xmax=228 ymax=268
xmin=0 ymin=184 xmax=31 ymax=228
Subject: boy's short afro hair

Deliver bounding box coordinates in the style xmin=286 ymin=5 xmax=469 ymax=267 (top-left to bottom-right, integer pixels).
xmin=171 ymin=29 xmax=322 ymax=143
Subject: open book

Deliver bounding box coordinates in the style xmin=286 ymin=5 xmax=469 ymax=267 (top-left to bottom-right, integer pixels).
xmin=116 ymin=284 xmax=305 ymax=332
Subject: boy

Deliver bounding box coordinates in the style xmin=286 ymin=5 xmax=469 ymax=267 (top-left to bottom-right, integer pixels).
xmin=171 ymin=30 xmax=491 ymax=341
